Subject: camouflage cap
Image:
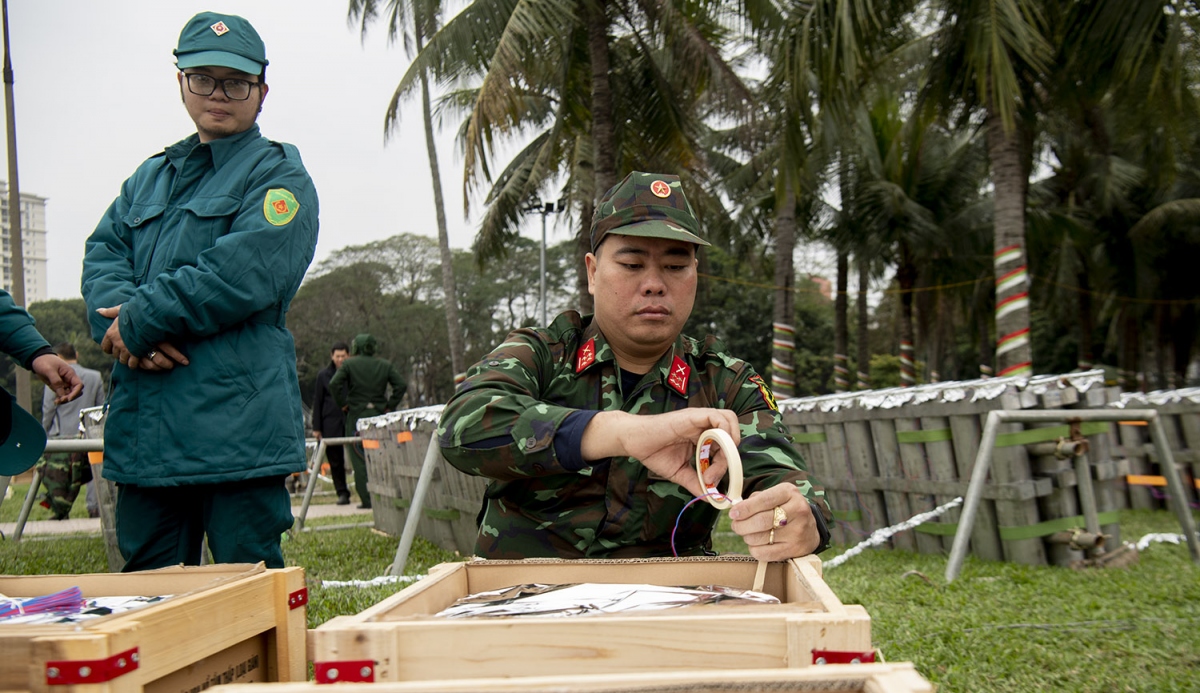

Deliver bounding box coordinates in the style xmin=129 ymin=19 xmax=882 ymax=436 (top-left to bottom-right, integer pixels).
xmin=590 ymin=172 xmax=709 ymax=252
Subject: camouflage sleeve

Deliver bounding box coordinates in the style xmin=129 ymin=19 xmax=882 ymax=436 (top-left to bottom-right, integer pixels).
xmin=726 ymin=366 xmax=832 ymax=522
xmin=437 ymin=329 xmax=581 ymax=482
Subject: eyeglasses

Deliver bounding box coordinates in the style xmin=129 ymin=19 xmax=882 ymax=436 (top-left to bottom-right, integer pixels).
xmin=183 ymin=73 xmax=261 ymax=101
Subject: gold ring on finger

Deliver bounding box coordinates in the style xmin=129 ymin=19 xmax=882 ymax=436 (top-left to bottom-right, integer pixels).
xmin=773 ymin=505 xmax=788 ymax=528
xmin=768 ymin=528 xmax=775 ymax=545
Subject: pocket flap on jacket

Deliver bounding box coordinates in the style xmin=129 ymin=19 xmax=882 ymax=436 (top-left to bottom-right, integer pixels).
xmin=120 ymin=203 xmax=166 ymax=228
xmin=179 ymin=194 xmax=242 ymax=218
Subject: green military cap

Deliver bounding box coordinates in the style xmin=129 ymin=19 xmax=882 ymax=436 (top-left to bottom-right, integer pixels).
xmin=174 ymin=12 xmax=268 ymax=76
xmin=590 ymin=171 xmax=710 ymax=252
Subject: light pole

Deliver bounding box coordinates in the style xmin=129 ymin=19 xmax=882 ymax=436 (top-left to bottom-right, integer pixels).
xmin=524 ymin=199 xmax=566 ymax=326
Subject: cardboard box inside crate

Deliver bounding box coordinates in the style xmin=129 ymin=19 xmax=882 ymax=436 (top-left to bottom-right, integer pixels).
xmin=0 ymin=563 xmax=306 ymax=693
xmin=310 ymin=555 xmax=871 ymax=682
xmin=222 ymin=662 xmax=932 ymax=692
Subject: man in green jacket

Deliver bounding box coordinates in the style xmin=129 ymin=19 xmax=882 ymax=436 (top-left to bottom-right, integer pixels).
xmin=438 ymin=172 xmax=831 ymax=560
xmin=0 ymin=289 xmax=83 ymax=475
xmin=330 ymin=333 xmax=407 ymax=509
xmin=80 ymin=12 xmax=318 ymax=570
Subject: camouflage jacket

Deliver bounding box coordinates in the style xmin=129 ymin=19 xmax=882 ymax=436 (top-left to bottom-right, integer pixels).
xmin=438 ymin=311 xmax=830 ymax=559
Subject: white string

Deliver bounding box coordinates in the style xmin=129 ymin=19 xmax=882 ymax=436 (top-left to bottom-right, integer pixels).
xmin=1134 ymin=532 xmax=1194 ymax=552
xmin=824 ymin=496 xmax=964 ymax=570
xmin=319 ymin=575 xmax=424 ymax=589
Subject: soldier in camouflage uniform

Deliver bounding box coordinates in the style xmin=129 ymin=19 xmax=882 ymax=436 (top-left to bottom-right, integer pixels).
xmin=438 ymin=171 xmax=832 ymax=560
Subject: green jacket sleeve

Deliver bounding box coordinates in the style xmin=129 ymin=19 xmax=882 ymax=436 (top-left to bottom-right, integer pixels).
xmin=0 ymin=289 xmax=52 ymax=369
xmin=437 ymin=330 xmax=577 ymax=481
xmin=328 ymin=365 xmax=348 ymax=409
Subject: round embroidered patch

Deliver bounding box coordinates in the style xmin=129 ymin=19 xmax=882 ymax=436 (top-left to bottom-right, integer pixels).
xmin=264 ymin=188 xmax=300 ymax=226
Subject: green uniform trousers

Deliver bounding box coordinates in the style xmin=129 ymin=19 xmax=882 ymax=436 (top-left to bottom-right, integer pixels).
xmin=115 ymin=476 xmax=293 ymax=572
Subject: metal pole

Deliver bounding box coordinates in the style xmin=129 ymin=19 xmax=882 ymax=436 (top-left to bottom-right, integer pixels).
xmin=1148 ymin=414 xmax=1200 ymax=563
xmin=540 ymin=209 xmax=547 ymax=327
xmin=945 ymin=410 xmax=1002 ymax=582
xmin=296 ymin=436 xmax=359 ymax=531
xmin=389 ymin=436 xmax=443 ymax=576
xmin=11 ymin=438 xmax=103 ymax=540
xmin=946 ymin=408 xmax=1200 ymax=582
xmin=2 ymin=0 xmax=31 ymax=415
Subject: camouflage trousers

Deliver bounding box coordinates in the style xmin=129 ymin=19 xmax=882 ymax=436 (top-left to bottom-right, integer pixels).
xmin=38 ymin=452 xmax=93 ymax=520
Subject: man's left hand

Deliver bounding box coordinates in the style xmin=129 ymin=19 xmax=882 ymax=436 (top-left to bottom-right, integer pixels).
xmin=728 ymin=483 xmax=820 ymax=561
xmin=31 ymin=353 xmax=84 ymax=404
xmin=97 ymin=305 xmax=139 ymax=367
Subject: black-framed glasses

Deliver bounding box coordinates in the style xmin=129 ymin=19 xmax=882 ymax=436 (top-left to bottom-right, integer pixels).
xmin=183 ymin=73 xmax=260 ymax=101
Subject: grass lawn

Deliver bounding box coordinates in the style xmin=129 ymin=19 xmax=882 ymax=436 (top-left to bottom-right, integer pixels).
xmin=2 ymin=485 xmax=1197 ymax=692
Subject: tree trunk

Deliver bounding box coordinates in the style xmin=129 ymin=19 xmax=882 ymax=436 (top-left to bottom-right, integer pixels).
xmin=896 ymin=244 xmax=917 ymax=387
xmin=1121 ymin=310 xmax=1139 ymax=391
xmin=585 ymin=0 xmax=616 ymax=199
xmin=976 ymin=276 xmax=994 ymax=377
xmin=856 ymin=255 xmax=871 ymax=390
xmin=986 ymin=107 xmax=1033 ymax=378
xmin=771 ymin=183 xmax=797 ymax=398
xmin=416 ymin=24 xmax=465 ymax=384
xmin=834 ymin=251 xmax=849 ymax=392
xmin=577 ymin=196 xmax=595 ymax=314
xmin=1076 ymin=264 xmax=1094 ymax=371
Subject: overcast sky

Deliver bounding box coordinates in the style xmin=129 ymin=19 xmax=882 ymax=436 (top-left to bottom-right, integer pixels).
xmin=1 ymin=0 xmax=535 ymax=300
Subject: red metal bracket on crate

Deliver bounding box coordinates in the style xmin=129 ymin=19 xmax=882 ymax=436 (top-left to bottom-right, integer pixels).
xmin=288 ymin=587 xmax=309 ymax=609
xmin=812 ymin=649 xmax=876 ymax=665
xmin=46 ymin=648 xmax=139 ymax=685
xmin=314 ymin=660 xmax=375 ymax=684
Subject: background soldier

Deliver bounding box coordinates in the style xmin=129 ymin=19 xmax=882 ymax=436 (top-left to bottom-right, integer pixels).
xmin=39 ymin=342 xmax=106 ymax=519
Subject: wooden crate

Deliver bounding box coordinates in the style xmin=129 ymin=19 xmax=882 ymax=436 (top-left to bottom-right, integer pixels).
xmin=308 ymin=555 xmax=871 ymax=683
xmin=221 ymin=662 xmax=932 ymax=692
xmin=0 ymin=564 xmax=307 ymax=692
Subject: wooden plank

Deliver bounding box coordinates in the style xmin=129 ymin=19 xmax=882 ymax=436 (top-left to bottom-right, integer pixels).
xmin=1118 ymin=419 xmax=1155 ymax=509
xmin=892 ymin=418 xmax=942 ymax=556
xmin=796 ymin=422 xmax=849 ymax=546
xmin=842 ymin=420 xmax=889 ymax=537
xmin=990 ymin=418 xmax=1047 ymax=566
xmin=948 ymin=414 xmax=1003 ymax=561
xmin=920 ymin=415 xmax=961 ymax=553
xmin=868 ymin=419 xmax=917 ymax=551
xmin=1029 ymin=393 xmax=1083 ymax=567
xmin=824 ymin=423 xmax=868 ymax=545
xmin=221 ymin=662 xmax=935 ymax=692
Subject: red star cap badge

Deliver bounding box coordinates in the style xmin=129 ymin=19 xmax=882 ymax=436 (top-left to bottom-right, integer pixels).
xmin=650 ymin=180 xmax=671 ymax=198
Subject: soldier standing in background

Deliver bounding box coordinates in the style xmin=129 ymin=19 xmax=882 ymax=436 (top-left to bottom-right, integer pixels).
xmin=39 ymin=342 xmax=106 ymax=519
xmin=331 ymin=333 xmax=407 ymax=509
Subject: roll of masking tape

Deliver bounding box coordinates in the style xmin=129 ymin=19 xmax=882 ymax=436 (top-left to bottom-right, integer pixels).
xmin=694 ymin=428 xmax=743 ymax=510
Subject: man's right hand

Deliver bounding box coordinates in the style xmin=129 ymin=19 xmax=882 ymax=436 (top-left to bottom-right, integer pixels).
xmin=314 ymin=431 xmax=323 ymax=441
xmin=31 ymin=353 xmax=84 ymax=404
xmin=580 ymin=409 xmax=740 ymax=498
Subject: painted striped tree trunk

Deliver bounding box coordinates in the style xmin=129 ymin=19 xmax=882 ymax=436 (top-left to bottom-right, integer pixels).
xmin=771 ymin=184 xmax=797 ymax=398
xmin=986 ymin=110 xmax=1033 ymax=378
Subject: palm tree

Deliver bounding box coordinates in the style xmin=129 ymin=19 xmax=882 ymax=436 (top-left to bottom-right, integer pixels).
xmin=390 ymin=1 xmax=751 ymax=316
xmin=348 ymin=0 xmax=467 ymax=382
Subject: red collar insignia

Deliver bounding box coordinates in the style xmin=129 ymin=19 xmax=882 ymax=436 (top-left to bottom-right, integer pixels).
xmin=576 ymin=339 xmax=596 ymax=373
xmin=666 ymin=356 xmax=690 ymax=396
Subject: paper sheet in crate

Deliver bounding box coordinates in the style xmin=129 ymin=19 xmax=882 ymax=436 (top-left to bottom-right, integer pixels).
xmin=309 ymin=555 xmax=871 ymax=683
xmin=0 ymin=563 xmax=306 ymax=693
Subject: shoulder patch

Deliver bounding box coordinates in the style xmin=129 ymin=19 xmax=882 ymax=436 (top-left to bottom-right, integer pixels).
xmin=264 ymin=188 xmax=300 ymax=226
xmin=748 ymin=374 xmax=778 ymax=411
xmin=576 ymin=339 xmax=596 ymax=373
xmin=667 ymin=356 xmax=690 ymax=396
